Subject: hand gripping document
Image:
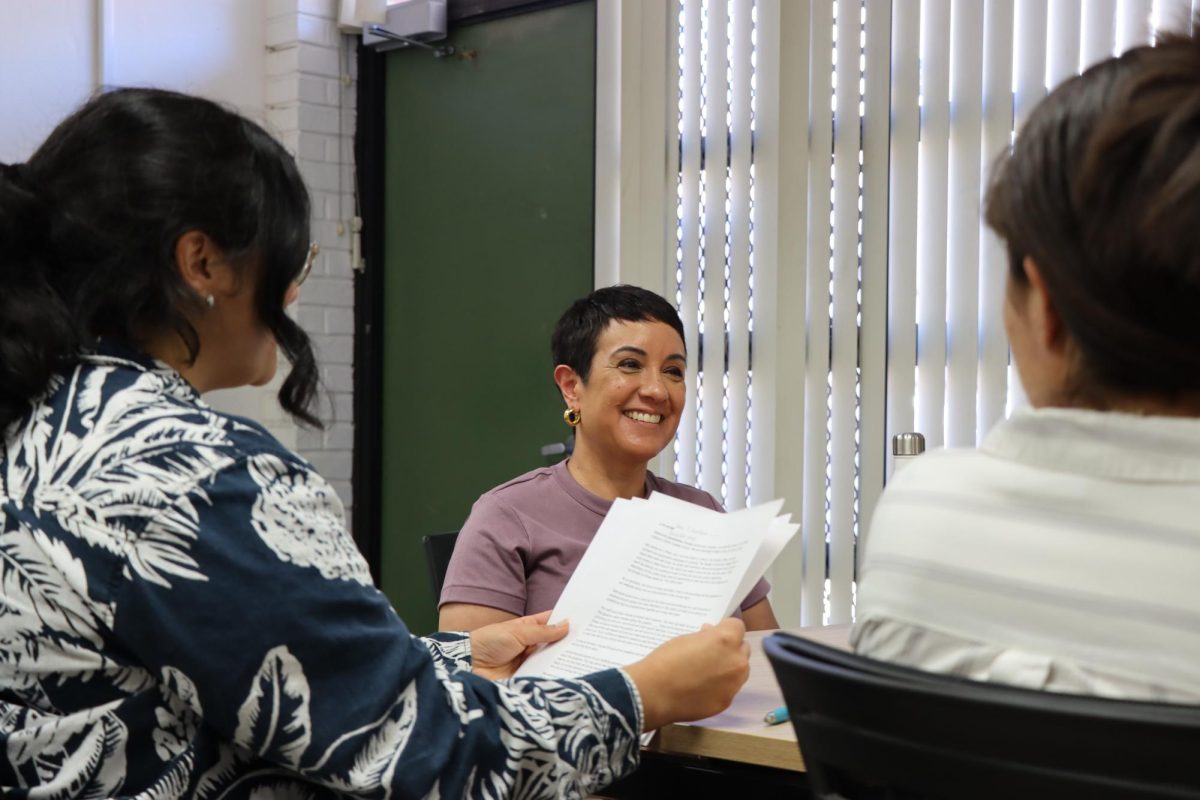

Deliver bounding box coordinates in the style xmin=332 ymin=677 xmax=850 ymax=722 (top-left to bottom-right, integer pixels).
xmin=516 ymin=495 xmax=798 ymax=678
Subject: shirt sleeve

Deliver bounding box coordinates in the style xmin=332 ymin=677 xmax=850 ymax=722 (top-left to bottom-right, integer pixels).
xmin=109 ymin=450 xmax=641 ymax=799
xmin=439 ymin=493 xmax=531 ymax=616
xmin=739 ymin=576 xmax=772 ymax=611
xmin=423 ymin=631 xmax=474 ymax=673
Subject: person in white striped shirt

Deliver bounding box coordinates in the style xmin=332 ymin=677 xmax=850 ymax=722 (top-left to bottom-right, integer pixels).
xmin=853 ymin=24 xmax=1200 ymax=703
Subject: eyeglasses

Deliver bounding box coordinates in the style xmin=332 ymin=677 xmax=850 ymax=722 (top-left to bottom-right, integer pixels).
xmin=295 ymin=242 xmax=320 ymax=287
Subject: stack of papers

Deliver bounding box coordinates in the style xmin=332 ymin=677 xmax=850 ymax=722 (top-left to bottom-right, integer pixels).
xmin=515 ymin=494 xmax=798 ymax=678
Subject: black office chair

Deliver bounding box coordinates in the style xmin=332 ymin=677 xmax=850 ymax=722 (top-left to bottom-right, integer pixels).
xmin=764 ymin=632 xmax=1200 ymax=800
xmin=422 ymin=531 xmax=459 ymax=606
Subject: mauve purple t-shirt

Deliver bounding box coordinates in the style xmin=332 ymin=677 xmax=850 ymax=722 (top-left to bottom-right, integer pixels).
xmin=439 ymin=459 xmax=771 ymax=618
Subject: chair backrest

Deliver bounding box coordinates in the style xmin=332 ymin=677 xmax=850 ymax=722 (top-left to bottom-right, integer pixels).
xmin=764 ymin=632 xmax=1200 ymax=800
xmin=422 ymin=531 xmax=459 ymax=606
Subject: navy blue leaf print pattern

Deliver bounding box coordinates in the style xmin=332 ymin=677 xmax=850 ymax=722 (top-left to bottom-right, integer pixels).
xmin=0 ymin=343 xmax=642 ymax=798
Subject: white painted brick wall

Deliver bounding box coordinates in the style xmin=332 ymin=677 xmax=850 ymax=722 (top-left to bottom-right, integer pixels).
xmin=266 ymin=0 xmax=358 ymax=527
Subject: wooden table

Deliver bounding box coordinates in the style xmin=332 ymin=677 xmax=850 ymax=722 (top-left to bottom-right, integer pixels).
xmin=647 ymin=624 xmax=852 ymax=771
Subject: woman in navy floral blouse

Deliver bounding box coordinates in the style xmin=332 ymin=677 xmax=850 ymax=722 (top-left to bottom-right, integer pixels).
xmin=0 ymin=88 xmax=750 ymax=799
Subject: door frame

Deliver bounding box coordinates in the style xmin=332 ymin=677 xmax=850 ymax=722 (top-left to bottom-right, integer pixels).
xmin=351 ymin=0 xmax=594 ymax=580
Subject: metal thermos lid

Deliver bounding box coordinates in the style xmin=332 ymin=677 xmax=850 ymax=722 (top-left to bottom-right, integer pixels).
xmin=892 ymin=432 xmax=926 ymax=457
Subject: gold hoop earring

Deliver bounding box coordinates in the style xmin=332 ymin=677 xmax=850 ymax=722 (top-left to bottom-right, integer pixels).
xmin=563 ymin=408 xmax=581 ymax=427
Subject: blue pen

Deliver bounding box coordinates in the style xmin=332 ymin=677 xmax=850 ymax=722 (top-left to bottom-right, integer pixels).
xmin=763 ymin=706 xmax=789 ymax=725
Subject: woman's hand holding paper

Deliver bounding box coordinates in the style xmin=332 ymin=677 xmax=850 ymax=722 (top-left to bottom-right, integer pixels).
xmin=624 ymin=618 xmax=751 ymax=732
xmin=470 ymin=611 xmax=570 ymax=680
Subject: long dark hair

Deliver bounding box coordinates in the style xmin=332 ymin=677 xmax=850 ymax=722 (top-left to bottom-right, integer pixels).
xmin=985 ymin=29 xmax=1200 ymax=400
xmin=0 ymin=88 xmax=320 ymax=431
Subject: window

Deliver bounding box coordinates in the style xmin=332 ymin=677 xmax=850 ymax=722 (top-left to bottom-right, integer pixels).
xmin=604 ymin=0 xmax=1190 ymax=626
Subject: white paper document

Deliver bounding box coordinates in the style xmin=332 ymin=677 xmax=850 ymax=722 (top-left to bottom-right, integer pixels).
xmin=515 ymin=495 xmax=798 ymax=678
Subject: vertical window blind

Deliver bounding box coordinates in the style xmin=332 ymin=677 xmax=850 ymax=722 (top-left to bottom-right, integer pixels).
xmin=665 ymin=0 xmax=1190 ymax=626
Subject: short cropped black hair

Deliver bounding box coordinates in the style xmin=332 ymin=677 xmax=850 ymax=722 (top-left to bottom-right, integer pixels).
xmin=551 ymin=285 xmax=686 ymax=382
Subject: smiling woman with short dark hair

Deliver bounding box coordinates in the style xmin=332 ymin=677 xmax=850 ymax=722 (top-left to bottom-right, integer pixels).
xmin=439 ymin=284 xmax=779 ymax=633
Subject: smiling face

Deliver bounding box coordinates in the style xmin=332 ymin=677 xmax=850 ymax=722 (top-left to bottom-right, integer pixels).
xmin=558 ymin=319 xmax=687 ymax=468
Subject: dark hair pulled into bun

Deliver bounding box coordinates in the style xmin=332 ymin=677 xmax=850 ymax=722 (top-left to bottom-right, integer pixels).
xmin=0 ymin=88 xmax=320 ymax=434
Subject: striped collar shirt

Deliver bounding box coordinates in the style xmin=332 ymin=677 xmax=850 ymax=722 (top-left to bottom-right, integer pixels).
xmin=853 ymin=406 xmax=1200 ymax=702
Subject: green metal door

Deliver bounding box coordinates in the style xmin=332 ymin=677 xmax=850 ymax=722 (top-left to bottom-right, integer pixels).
xmin=379 ymin=2 xmax=595 ymax=633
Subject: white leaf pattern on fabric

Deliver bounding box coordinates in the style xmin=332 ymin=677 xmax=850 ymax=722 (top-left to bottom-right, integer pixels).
xmin=160 ymin=666 xmax=203 ymax=717
xmin=319 ymin=676 xmax=417 ymax=796
xmin=30 ymin=485 xmax=126 ymax=557
xmin=0 ymin=523 xmax=100 ymax=644
xmin=1 ymin=348 xmax=641 ymax=798
xmin=0 ymin=520 xmax=114 ymax=711
xmin=235 ymin=646 xmax=313 ymax=768
xmin=16 ymin=368 xmax=235 ymax=592
xmin=191 ymin=743 xmax=257 ymax=799
xmin=2 ymin=705 xmax=129 ymax=799
xmin=29 ymin=530 xmax=93 ymax=621
xmin=430 ymin=656 xmax=483 ymax=726
xmin=497 ymin=678 xmax=640 ymax=800
xmin=154 ymin=666 xmax=203 ymax=761
xmin=422 ymin=635 xmax=473 ymax=674
xmin=246 ymin=454 xmax=371 ymax=586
